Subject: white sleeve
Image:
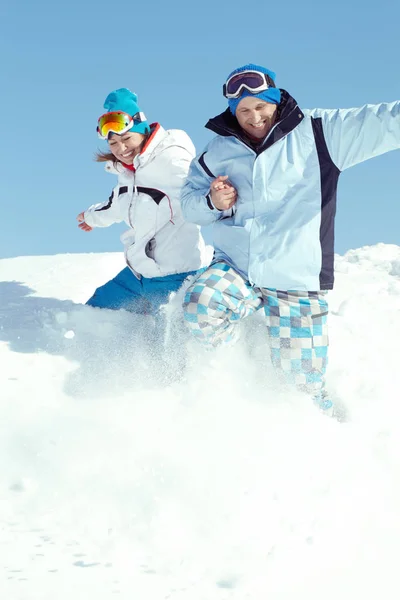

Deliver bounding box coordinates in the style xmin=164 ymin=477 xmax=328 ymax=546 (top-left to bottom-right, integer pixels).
xmin=309 ymin=101 xmax=400 ymax=171
xmin=83 ymin=185 xmax=124 ymax=227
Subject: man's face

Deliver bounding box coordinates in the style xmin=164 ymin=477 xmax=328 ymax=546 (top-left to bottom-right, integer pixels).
xmin=235 ymin=96 xmax=278 ymax=139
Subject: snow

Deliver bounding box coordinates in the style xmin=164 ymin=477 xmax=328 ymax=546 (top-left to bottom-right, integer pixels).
xmin=1 ymin=244 xmax=400 ymax=599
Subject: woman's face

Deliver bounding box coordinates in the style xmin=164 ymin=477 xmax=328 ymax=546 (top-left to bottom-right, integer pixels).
xmin=108 ymin=131 xmax=146 ymax=163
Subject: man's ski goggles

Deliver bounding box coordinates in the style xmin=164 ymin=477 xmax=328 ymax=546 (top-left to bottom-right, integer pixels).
xmin=223 ymin=70 xmax=276 ymax=99
xmin=97 ymin=110 xmax=147 ymax=139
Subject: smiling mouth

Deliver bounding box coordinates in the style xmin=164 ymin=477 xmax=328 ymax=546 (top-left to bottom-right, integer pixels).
xmin=250 ymin=122 xmax=266 ymax=128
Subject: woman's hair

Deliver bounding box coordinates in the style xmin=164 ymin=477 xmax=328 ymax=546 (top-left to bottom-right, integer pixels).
xmin=95 ymin=150 xmax=117 ymax=163
xmin=94 ymin=132 xmax=150 ymax=164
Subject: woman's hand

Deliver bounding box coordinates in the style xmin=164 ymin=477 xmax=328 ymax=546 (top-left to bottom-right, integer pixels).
xmin=210 ymin=175 xmax=237 ymax=210
xmin=77 ymin=212 xmax=93 ymax=232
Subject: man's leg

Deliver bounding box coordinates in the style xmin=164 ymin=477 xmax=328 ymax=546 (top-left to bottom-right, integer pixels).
xmin=183 ymin=262 xmax=262 ymax=347
xmin=86 ymin=267 xmax=148 ymax=313
xmin=262 ymin=289 xmax=330 ymax=402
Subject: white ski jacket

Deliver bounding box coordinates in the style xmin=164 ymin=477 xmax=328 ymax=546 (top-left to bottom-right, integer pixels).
xmin=84 ymin=124 xmax=213 ymax=279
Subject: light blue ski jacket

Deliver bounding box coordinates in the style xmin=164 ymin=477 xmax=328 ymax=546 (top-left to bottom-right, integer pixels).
xmin=181 ymin=91 xmax=400 ymax=290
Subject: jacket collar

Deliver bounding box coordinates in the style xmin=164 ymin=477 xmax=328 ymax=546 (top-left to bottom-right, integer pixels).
xmin=205 ymin=89 xmax=304 ymax=154
xmin=133 ymin=122 xmax=165 ymax=168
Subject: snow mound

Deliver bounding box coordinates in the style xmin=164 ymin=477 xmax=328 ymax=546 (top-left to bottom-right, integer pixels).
xmin=1 ymin=245 xmax=400 ymax=599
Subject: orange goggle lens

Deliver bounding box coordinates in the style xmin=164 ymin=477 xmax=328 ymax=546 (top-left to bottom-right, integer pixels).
xmin=97 ymin=111 xmax=133 ymax=139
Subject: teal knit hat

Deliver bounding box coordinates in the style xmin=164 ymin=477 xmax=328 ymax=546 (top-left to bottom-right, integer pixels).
xmin=226 ymin=64 xmax=281 ymax=115
xmin=102 ymin=88 xmax=150 ymax=135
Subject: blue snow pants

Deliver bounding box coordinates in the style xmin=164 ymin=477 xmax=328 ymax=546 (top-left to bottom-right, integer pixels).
xmin=86 ymin=267 xmax=200 ymax=315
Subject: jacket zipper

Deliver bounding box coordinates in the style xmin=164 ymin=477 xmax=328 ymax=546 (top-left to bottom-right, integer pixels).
xmin=125 ymin=183 xmax=141 ymax=279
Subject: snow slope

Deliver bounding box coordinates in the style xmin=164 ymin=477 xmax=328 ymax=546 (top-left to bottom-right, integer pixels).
xmin=1 ymin=245 xmax=400 ymax=600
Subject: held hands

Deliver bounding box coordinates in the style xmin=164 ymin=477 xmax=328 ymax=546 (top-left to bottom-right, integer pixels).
xmin=210 ymin=175 xmax=237 ymax=211
xmin=77 ymin=212 xmax=93 ymax=232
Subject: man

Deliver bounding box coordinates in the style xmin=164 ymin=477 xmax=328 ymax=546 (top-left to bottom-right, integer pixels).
xmin=181 ymin=63 xmax=400 ymax=414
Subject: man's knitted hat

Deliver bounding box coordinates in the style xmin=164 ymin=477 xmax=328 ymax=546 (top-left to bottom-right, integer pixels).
xmin=226 ymin=64 xmax=281 ymax=115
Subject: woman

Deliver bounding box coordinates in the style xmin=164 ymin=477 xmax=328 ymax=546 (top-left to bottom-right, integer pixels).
xmin=77 ymin=87 xmax=213 ymax=317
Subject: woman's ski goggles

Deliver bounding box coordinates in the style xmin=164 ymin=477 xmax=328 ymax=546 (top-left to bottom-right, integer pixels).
xmin=97 ymin=110 xmax=146 ymax=139
xmin=223 ymin=70 xmax=275 ymax=99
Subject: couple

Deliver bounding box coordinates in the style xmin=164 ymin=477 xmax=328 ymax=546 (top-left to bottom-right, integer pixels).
xmin=78 ymin=63 xmax=400 ymax=414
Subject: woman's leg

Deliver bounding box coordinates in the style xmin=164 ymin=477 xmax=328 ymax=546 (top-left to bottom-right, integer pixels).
xmin=140 ymin=271 xmax=203 ymax=379
xmin=86 ymin=267 xmax=148 ymax=313
xmin=142 ymin=270 xmax=201 ymax=314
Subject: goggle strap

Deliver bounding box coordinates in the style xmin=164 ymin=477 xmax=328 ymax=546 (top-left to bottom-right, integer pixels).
xmin=134 ymin=111 xmax=147 ymax=123
xmin=265 ymin=74 xmax=275 ymax=88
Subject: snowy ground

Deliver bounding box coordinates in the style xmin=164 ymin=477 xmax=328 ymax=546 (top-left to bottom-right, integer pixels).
xmin=1 ymin=245 xmax=400 ymax=600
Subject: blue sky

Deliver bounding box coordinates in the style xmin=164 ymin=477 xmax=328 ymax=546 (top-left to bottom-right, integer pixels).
xmin=1 ymin=0 xmax=399 ymax=259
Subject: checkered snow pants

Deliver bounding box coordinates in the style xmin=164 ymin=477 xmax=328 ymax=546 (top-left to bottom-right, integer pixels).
xmin=183 ymin=262 xmax=329 ymax=394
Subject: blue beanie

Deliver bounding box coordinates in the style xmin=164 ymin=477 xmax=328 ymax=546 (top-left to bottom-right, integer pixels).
xmin=226 ymin=64 xmax=281 ymax=115
xmin=102 ymin=88 xmax=150 ymax=135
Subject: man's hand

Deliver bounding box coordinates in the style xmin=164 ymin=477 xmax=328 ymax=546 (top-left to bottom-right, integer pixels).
xmin=210 ymin=175 xmax=237 ymax=210
xmin=77 ymin=212 xmax=93 ymax=232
